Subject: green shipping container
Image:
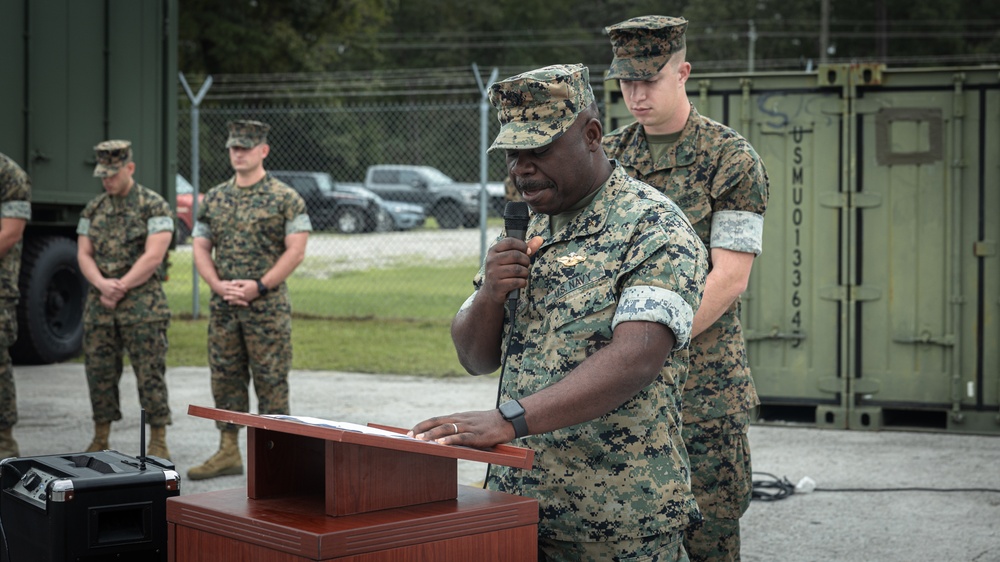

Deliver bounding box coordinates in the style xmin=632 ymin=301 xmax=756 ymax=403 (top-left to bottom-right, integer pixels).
xmin=606 ymin=64 xmax=1000 ymax=435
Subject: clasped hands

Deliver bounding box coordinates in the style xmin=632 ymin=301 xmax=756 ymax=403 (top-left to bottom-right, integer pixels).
xmin=218 ymin=279 xmax=265 ymax=307
xmin=97 ymin=278 xmax=127 ymax=309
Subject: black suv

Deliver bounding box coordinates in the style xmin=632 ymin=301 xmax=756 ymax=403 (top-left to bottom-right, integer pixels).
xmin=270 ymin=170 xmax=383 ymax=234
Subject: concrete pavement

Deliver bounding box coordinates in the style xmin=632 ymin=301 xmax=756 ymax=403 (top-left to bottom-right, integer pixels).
xmin=9 ymin=363 xmax=1000 ymax=561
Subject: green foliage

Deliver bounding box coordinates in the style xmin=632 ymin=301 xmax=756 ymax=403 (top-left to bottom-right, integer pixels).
xmin=179 ymin=0 xmax=390 ymax=75
xmin=180 ymin=0 xmax=1000 ymax=79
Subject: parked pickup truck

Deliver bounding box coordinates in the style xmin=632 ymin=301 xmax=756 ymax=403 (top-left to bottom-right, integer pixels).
xmin=362 ymin=165 xmax=504 ymax=229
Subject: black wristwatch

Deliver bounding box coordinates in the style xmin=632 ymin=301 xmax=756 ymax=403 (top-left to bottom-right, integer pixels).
xmin=256 ymin=279 xmax=269 ymax=297
xmin=498 ymin=400 xmax=529 ymax=439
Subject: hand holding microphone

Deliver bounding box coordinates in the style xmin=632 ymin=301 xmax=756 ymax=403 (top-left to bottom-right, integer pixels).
xmin=503 ymin=201 xmax=530 ymax=303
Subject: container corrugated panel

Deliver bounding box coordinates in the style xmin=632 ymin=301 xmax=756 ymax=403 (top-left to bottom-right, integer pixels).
xmin=604 ymin=64 xmax=1000 ymax=435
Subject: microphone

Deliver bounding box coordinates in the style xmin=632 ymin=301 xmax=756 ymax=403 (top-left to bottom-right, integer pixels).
xmin=503 ymin=201 xmax=530 ymax=302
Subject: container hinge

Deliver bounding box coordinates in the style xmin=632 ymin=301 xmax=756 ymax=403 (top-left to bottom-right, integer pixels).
xmin=851 ymin=286 xmax=882 ymax=302
xmin=818 ymin=193 xmax=848 ymax=208
xmin=851 ymin=378 xmax=882 ymax=395
xmin=973 ymin=240 xmax=996 ymax=257
xmin=851 ymin=192 xmax=882 ymax=209
xmin=818 ymin=377 xmax=842 ymax=394
xmin=892 ymin=332 xmax=956 ymax=347
xmin=817 ymin=286 xmax=880 ymax=302
xmin=818 ymin=285 xmax=846 ymax=301
xmin=744 ymin=329 xmax=807 ymax=342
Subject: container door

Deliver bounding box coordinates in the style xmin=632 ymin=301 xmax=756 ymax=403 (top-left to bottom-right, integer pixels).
xmin=852 ymin=68 xmax=1000 ymax=432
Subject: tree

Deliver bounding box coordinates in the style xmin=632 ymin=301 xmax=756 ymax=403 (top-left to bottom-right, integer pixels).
xmin=179 ymin=0 xmax=389 ymax=75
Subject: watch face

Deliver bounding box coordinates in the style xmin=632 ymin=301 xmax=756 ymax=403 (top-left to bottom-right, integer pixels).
xmin=500 ymin=400 xmax=524 ymax=419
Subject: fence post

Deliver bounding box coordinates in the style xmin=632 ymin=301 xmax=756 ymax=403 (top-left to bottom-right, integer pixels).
xmin=472 ymin=64 xmax=499 ymax=264
xmin=178 ymin=73 xmax=213 ymax=318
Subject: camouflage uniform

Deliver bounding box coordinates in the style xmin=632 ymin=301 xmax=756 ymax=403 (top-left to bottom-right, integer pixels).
xmin=194 ymin=170 xmax=311 ymax=430
xmin=0 ymin=154 xmax=31 ymax=432
xmin=478 ymin=64 xmax=708 ymax=558
xmin=603 ymin=16 xmax=769 ymax=562
xmin=78 ymin=140 xmax=174 ymax=427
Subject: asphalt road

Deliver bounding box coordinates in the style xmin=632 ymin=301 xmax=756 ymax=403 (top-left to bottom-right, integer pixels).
xmin=9 ymin=363 xmax=1000 ymax=562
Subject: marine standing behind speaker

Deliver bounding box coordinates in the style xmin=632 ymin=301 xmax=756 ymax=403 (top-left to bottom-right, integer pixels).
xmin=0 ymin=152 xmax=31 ymax=460
xmin=410 ymin=64 xmax=708 ymax=561
xmin=188 ymin=120 xmax=311 ymax=481
xmin=77 ymin=140 xmax=175 ymax=459
xmin=602 ymin=16 xmax=770 ymax=562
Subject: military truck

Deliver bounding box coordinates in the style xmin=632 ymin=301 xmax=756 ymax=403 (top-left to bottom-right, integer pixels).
xmin=0 ymin=0 xmax=177 ymax=363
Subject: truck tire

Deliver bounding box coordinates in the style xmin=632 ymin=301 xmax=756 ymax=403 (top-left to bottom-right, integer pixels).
xmin=434 ymin=201 xmax=463 ymax=229
xmin=335 ymin=207 xmax=366 ymax=234
xmin=10 ymin=237 xmax=87 ymax=364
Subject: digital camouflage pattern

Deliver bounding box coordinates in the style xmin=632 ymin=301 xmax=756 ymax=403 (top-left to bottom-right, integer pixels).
xmin=77 ymin=180 xmax=173 ymax=427
xmin=488 ymin=64 xmax=595 ymax=152
xmin=92 ymin=140 xmax=133 ymax=178
xmin=0 ymin=153 xmax=31 ymax=301
xmin=603 ymin=105 xmax=768 ymax=424
xmin=605 ymin=16 xmax=688 ymax=81
xmin=682 ymin=412 xmax=752 ymax=562
xmin=194 ymin=173 xmax=310 ymax=431
xmin=83 ymin=321 xmax=170 ymax=426
xmin=0 ymin=154 xmax=31 ymax=430
xmin=208 ymin=306 xmax=292 ymax=431
xmin=77 ymin=183 xmax=173 ymax=326
xmin=604 ymin=104 xmax=767 ymax=559
xmin=539 ymin=529 xmax=686 ymax=562
xmin=476 ymin=165 xmax=708 ymax=542
xmin=225 ymin=119 xmax=271 ymax=149
xmin=194 ymin=174 xmax=310 ymax=291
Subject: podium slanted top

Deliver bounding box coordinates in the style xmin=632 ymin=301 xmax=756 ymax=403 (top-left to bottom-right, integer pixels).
xmin=188 ymin=405 xmax=534 ymax=470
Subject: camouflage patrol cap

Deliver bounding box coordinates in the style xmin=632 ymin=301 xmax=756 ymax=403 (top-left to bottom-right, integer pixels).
xmin=605 ymin=16 xmax=688 ymax=80
xmin=93 ymin=140 xmax=133 ymax=178
xmin=225 ymin=119 xmax=271 ymax=149
xmin=488 ymin=63 xmax=595 ymax=152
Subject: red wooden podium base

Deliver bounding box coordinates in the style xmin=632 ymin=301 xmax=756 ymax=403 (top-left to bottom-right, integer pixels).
xmin=167 ymin=486 xmax=537 ymax=561
xmin=168 ymin=407 xmax=538 ymax=561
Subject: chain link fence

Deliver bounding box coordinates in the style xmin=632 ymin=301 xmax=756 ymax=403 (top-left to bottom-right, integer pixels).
xmin=170 ymin=99 xmax=513 ymax=320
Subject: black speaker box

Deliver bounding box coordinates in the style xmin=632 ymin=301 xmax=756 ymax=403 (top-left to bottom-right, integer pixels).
xmin=0 ymin=450 xmax=179 ymax=562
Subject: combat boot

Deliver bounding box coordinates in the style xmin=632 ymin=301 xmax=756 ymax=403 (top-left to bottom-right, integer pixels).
xmin=0 ymin=427 xmax=19 ymax=459
xmin=85 ymin=422 xmax=111 ymax=452
xmin=187 ymin=429 xmax=243 ymax=480
xmin=147 ymin=426 xmax=170 ymax=460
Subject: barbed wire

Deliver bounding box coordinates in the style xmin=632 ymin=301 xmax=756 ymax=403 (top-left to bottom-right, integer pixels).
xmin=180 ymin=52 xmax=1000 ymax=102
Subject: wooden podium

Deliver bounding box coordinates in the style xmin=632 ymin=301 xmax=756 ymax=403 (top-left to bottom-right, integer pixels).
xmin=167 ymin=406 xmax=538 ymax=561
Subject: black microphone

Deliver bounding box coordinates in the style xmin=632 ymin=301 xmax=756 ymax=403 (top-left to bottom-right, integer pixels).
xmin=503 ymin=201 xmax=530 ymax=302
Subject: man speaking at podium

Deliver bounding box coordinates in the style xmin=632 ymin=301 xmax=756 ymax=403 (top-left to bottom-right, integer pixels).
xmin=410 ymin=64 xmax=708 ymax=562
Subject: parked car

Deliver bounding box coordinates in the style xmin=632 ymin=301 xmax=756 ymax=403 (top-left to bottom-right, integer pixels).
xmin=336 ymin=184 xmax=425 ymax=231
xmin=361 ymin=165 xmax=504 ymax=229
xmin=175 ymin=174 xmax=203 ymax=244
xmin=270 ymin=171 xmax=424 ymax=234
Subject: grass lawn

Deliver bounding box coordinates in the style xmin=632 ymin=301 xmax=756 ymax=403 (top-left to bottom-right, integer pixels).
xmin=162 ymin=250 xmax=491 ymax=378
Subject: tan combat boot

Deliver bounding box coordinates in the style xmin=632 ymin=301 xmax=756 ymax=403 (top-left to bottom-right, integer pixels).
xmin=187 ymin=429 xmax=243 ymax=480
xmin=147 ymin=426 xmax=170 ymax=460
xmin=85 ymin=422 xmax=111 ymax=452
xmin=0 ymin=427 xmax=19 ymax=459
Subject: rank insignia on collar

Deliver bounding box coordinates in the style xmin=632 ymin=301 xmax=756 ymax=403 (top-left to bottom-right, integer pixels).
xmin=556 ymin=252 xmax=587 ymax=266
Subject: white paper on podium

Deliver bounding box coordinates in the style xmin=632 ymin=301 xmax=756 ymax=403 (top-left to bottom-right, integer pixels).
xmin=262 ymin=414 xmax=431 ymax=442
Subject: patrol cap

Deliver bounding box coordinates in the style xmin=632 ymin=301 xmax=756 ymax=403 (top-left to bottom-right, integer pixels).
xmin=93 ymin=140 xmax=133 ymax=178
xmin=605 ymin=16 xmax=688 ymax=81
xmin=488 ymin=64 xmax=595 ymax=152
xmin=225 ymin=119 xmax=271 ymax=149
